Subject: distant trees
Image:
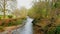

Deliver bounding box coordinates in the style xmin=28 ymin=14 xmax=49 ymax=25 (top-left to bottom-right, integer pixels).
xmin=20 ymin=7 xmax=27 ymax=18
xmin=12 ymin=7 xmax=27 ymax=18
xmin=12 ymin=8 xmax=20 ymax=18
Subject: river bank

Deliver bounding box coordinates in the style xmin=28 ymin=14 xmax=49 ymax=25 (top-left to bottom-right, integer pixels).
xmin=0 ymin=19 xmax=26 ymax=34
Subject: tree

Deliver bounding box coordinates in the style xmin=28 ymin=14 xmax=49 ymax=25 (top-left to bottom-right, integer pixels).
xmin=28 ymin=0 xmax=49 ymax=19
xmin=28 ymin=0 xmax=60 ymax=34
xmin=12 ymin=8 xmax=21 ymax=18
xmin=19 ymin=7 xmax=27 ymax=18
xmin=12 ymin=7 xmax=27 ymax=18
xmin=0 ymin=0 xmax=17 ymax=19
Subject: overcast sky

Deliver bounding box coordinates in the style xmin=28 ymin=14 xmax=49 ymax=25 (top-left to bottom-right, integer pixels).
xmin=17 ymin=0 xmax=33 ymax=9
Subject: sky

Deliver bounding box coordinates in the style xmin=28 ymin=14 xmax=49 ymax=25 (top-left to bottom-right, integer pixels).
xmin=17 ymin=0 xmax=33 ymax=9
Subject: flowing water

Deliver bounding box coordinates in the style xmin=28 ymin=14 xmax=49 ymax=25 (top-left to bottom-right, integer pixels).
xmin=0 ymin=17 xmax=33 ymax=34
xmin=11 ymin=17 xmax=33 ymax=34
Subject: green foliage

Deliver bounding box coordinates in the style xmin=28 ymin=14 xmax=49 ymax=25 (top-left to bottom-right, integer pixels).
xmin=0 ymin=26 xmax=4 ymax=29
xmin=28 ymin=0 xmax=60 ymax=34
xmin=56 ymin=26 xmax=60 ymax=34
xmin=46 ymin=25 xmax=60 ymax=34
xmin=47 ymin=27 xmax=56 ymax=34
xmin=7 ymin=21 xmax=13 ymax=26
xmin=8 ymin=15 xmax=13 ymax=18
xmin=0 ymin=26 xmax=4 ymax=32
xmin=6 ymin=19 xmax=24 ymax=26
xmin=0 ymin=17 xmax=1 ymax=20
xmin=0 ymin=18 xmax=26 ymax=26
xmin=51 ymin=0 xmax=60 ymax=9
xmin=28 ymin=1 xmax=49 ymax=19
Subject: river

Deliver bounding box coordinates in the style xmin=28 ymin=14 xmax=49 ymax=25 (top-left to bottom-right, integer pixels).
xmin=0 ymin=17 xmax=33 ymax=34
xmin=11 ymin=17 xmax=33 ymax=34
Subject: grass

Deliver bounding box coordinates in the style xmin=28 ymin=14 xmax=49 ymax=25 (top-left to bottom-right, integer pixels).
xmin=0 ymin=15 xmax=26 ymax=32
xmin=0 ymin=18 xmax=26 ymax=32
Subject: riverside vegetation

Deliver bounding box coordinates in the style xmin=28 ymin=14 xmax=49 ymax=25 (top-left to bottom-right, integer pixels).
xmin=0 ymin=15 xmax=26 ymax=32
xmin=28 ymin=0 xmax=60 ymax=34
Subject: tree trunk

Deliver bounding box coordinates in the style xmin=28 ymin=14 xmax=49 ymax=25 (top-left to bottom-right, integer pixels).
xmin=3 ymin=0 xmax=6 ymax=19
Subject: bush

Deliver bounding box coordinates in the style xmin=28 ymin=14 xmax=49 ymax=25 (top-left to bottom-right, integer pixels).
xmin=55 ymin=26 xmax=60 ymax=34
xmin=6 ymin=19 xmax=24 ymax=26
xmin=0 ymin=26 xmax=4 ymax=32
xmin=8 ymin=15 xmax=13 ymax=18
xmin=0 ymin=18 xmax=26 ymax=26
xmin=7 ymin=21 xmax=13 ymax=26
xmin=47 ymin=27 xmax=56 ymax=34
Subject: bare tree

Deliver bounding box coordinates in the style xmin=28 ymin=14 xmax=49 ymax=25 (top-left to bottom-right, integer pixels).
xmin=0 ymin=0 xmax=17 ymax=19
xmin=12 ymin=7 xmax=27 ymax=18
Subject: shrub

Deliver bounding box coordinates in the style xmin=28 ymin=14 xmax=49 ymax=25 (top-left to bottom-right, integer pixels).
xmin=0 ymin=18 xmax=25 ymax=26
xmin=55 ymin=26 xmax=60 ymax=34
xmin=7 ymin=21 xmax=13 ymax=26
xmin=8 ymin=15 xmax=13 ymax=18
xmin=0 ymin=26 xmax=4 ymax=32
xmin=0 ymin=20 xmax=5 ymax=26
xmin=47 ymin=27 xmax=56 ymax=34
